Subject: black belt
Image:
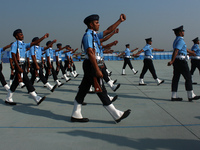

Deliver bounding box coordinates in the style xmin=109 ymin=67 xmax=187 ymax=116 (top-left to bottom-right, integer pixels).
xmin=178 ymin=53 xmax=186 ymax=56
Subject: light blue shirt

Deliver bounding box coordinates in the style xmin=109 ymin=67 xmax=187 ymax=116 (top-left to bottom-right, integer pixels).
xmin=26 ymin=50 xmax=31 ymax=60
xmin=124 ymin=48 xmax=131 ymax=57
xmin=142 ymin=44 xmax=153 ymax=56
xmin=11 ymin=40 xmax=31 ymax=58
xmin=30 ymin=45 xmax=44 ymax=61
xmin=191 ymin=44 xmax=200 ymax=56
xmin=46 ymin=48 xmax=54 ymax=60
xmin=0 ymin=48 xmax=3 ymax=62
xmin=82 ymin=29 xmax=103 ymax=56
xmin=9 ymin=51 xmax=12 ymax=59
xmin=99 ymin=46 xmax=104 ymax=58
xmin=173 ymin=36 xmax=187 ymax=55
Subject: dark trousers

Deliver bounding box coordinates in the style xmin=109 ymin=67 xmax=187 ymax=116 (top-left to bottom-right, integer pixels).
xmin=10 ymin=64 xmax=35 ymax=93
xmin=64 ymin=60 xmax=69 ymax=71
xmin=190 ymin=59 xmax=200 ymax=75
xmin=172 ymin=59 xmax=193 ymax=92
xmin=72 ymin=63 xmax=76 ymax=71
xmin=140 ymin=59 xmax=158 ymax=79
xmin=101 ymin=64 xmax=110 ymax=83
xmin=30 ymin=63 xmax=48 ymax=85
xmin=75 ymin=59 xmax=111 ymax=106
xmin=122 ymin=57 xmax=133 ymax=69
xmin=0 ymin=63 xmax=7 ymax=86
xmin=10 ymin=63 xmax=15 ymax=80
xmin=46 ymin=61 xmax=58 ymax=81
xmin=56 ymin=61 xmax=66 ymax=75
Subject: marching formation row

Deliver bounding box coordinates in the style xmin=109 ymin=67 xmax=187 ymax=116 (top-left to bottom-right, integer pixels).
xmin=0 ymin=13 xmax=200 ymax=124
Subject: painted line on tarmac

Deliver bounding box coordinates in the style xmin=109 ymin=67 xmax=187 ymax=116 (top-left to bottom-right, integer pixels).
xmin=0 ymin=124 xmax=200 ymax=129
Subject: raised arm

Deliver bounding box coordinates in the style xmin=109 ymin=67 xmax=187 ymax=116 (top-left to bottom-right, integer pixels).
xmin=2 ymin=43 xmax=13 ymax=51
xmin=117 ymin=52 xmax=125 ymax=57
xmin=103 ymin=14 xmax=126 ymax=37
xmin=102 ymin=40 xmax=118 ymax=49
xmin=44 ymin=39 xmax=57 ymax=50
xmin=71 ymin=48 xmax=78 ymax=54
xmin=130 ymin=48 xmax=139 ymax=52
xmin=133 ymin=49 xmax=144 ymax=57
xmin=30 ymin=33 xmax=49 ymax=47
xmin=100 ymin=28 xmax=119 ymax=43
xmin=152 ymin=48 xmax=164 ymax=51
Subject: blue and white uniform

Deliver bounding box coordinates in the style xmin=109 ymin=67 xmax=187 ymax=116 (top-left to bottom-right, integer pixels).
xmin=11 ymin=41 xmax=31 ymax=63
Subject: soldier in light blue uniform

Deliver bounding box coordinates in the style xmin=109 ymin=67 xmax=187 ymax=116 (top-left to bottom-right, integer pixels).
xmin=168 ymin=25 xmax=200 ymax=102
xmin=45 ymin=41 xmax=64 ymax=87
xmin=71 ymin=14 xmax=131 ymax=123
xmin=133 ymin=38 xmax=164 ymax=86
xmin=9 ymin=50 xmax=15 ymax=86
xmin=120 ymin=44 xmax=138 ymax=75
xmin=64 ymin=48 xmax=77 ymax=77
xmin=0 ymin=43 xmax=12 ymax=92
xmin=29 ymin=37 xmax=57 ymax=92
xmin=55 ymin=43 xmax=71 ymax=81
xmin=5 ymin=29 xmax=48 ymax=105
xmin=69 ymin=47 xmax=79 ymax=78
xmin=190 ymin=37 xmax=200 ymax=84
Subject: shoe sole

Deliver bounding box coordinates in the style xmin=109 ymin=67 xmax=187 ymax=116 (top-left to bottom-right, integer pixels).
xmin=113 ymin=84 xmax=121 ymax=92
xmin=37 ymin=96 xmax=46 ymax=105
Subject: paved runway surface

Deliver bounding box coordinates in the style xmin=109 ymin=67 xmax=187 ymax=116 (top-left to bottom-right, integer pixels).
xmin=0 ymin=60 xmax=200 ymax=150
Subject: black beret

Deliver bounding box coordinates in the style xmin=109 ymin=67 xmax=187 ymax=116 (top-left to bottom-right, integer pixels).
xmin=13 ymin=29 xmax=22 ymax=37
xmin=125 ymin=44 xmax=130 ymax=47
xmin=192 ymin=37 xmax=199 ymax=43
xmin=32 ymin=37 xmax=39 ymax=42
xmin=145 ymin=37 xmax=152 ymax=43
xmin=46 ymin=40 xmax=52 ymax=46
xmin=84 ymin=14 xmax=99 ymax=25
xmin=56 ymin=43 xmax=62 ymax=47
xmin=66 ymin=45 xmax=71 ymax=48
xmin=172 ymin=25 xmax=185 ymax=32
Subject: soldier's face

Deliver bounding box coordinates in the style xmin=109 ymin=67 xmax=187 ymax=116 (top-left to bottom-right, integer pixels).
xmin=16 ymin=33 xmax=24 ymax=40
xmin=180 ymin=31 xmax=184 ymax=37
xmin=91 ymin=20 xmax=100 ymax=31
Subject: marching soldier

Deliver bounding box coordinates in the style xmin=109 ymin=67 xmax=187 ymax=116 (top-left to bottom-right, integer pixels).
xmin=45 ymin=41 xmax=64 ymax=87
xmin=55 ymin=43 xmax=71 ymax=81
xmin=0 ymin=43 xmax=13 ymax=92
xmin=133 ymin=38 xmax=164 ymax=86
xmin=71 ymin=14 xmax=131 ymax=123
xmin=29 ymin=37 xmax=58 ymax=92
xmin=168 ymin=25 xmax=200 ymax=102
xmin=119 ymin=44 xmax=138 ymax=75
xmin=5 ymin=29 xmax=47 ymax=105
xmin=190 ymin=37 xmax=200 ymax=84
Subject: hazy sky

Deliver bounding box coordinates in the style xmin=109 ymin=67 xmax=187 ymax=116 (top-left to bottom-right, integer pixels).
xmin=1 ymin=0 xmax=200 ymax=52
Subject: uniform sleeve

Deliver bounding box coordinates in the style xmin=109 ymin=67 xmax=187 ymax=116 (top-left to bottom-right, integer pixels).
xmin=30 ymin=47 xmax=35 ymax=56
xmin=41 ymin=47 xmax=44 ymax=51
xmin=0 ymin=48 xmax=3 ymax=53
xmin=25 ymin=43 xmax=31 ymax=49
xmin=9 ymin=51 xmax=12 ymax=58
xmin=46 ymin=49 xmax=50 ymax=57
xmin=142 ymin=46 xmax=148 ymax=51
xmin=174 ymin=39 xmax=185 ymax=50
xmin=192 ymin=45 xmax=198 ymax=52
xmin=11 ymin=43 xmax=17 ymax=54
xmin=55 ymin=51 xmax=58 ymax=56
xmin=97 ymin=32 xmax=103 ymax=39
xmin=83 ymin=33 xmax=93 ymax=51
